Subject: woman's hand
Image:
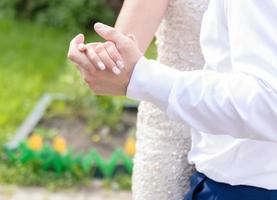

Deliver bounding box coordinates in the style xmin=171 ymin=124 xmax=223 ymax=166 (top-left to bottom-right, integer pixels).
xmin=67 ymin=23 xmax=143 ymax=96
xmin=79 ymin=41 xmax=124 ymax=75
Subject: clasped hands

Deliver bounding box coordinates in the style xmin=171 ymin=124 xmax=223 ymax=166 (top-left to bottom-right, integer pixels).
xmin=67 ymin=22 xmax=143 ymax=96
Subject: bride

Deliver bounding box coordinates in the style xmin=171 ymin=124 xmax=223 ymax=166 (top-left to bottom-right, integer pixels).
xmin=114 ymin=0 xmax=208 ymax=199
xmin=72 ymin=0 xmax=208 ymax=199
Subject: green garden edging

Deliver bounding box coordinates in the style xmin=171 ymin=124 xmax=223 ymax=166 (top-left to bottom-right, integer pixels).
xmin=4 ymin=142 xmax=133 ymax=179
xmin=4 ymin=93 xmax=134 ymax=179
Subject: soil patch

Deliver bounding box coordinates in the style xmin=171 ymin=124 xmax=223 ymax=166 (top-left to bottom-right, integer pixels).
xmin=37 ymin=110 xmax=137 ymax=158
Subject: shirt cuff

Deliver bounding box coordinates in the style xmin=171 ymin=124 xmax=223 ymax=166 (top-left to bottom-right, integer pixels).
xmin=126 ymin=56 xmax=181 ymax=110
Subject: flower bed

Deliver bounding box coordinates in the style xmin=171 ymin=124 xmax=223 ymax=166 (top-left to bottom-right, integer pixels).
xmin=3 ymin=93 xmax=137 ymax=187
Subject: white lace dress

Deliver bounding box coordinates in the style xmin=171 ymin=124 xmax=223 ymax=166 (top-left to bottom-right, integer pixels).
xmin=132 ymin=1 xmax=208 ymax=200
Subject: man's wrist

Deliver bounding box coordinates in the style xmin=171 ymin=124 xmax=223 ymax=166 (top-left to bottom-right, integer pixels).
xmin=124 ymin=55 xmax=143 ymax=96
xmin=126 ymin=56 xmax=180 ymax=110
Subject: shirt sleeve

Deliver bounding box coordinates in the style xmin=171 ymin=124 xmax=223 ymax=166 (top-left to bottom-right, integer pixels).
xmin=127 ymin=57 xmax=277 ymax=142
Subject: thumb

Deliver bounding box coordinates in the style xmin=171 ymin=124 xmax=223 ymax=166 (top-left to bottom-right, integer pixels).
xmin=76 ymin=33 xmax=85 ymax=44
xmin=94 ymin=22 xmax=127 ymax=45
xmin=70 ymin=33 xmax=85 ymax=46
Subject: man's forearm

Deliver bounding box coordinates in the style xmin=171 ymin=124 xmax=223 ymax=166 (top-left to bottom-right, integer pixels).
xmin=115 ymin=0 xmax=170 ymax=53
xmin=127 ymin=57 xmax=277 ymax=142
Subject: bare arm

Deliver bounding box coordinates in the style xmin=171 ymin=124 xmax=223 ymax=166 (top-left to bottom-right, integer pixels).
xmin=115 ymin=0 xmax=170 ymax=53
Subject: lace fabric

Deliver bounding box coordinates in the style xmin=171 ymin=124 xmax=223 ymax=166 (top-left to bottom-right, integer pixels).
xmin=132 ymin=1 xmax=208 ymax=199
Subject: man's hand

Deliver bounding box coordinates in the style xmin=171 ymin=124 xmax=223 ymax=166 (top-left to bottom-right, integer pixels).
xmin=67 ymin=23 xmax=143 ymax=96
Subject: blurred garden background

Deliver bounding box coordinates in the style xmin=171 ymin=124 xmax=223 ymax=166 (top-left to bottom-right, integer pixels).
xmin=0 ymin=0 xmax=156 ymax=199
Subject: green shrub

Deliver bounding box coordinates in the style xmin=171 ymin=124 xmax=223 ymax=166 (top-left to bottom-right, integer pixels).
xmin=0 ymin=0 xmax=116 ymax=31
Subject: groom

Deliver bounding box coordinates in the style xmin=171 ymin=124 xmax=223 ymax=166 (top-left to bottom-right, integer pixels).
xmin=68 ymin=0 xmax=277 ymax=199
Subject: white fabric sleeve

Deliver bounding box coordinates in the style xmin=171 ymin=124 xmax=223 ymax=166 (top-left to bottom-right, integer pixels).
xmin=127 ymin=57 xmax=277 ymax=142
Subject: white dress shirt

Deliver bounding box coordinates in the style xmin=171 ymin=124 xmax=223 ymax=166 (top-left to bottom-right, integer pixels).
xmin=127 ymin=0 xmax=277 ymax=189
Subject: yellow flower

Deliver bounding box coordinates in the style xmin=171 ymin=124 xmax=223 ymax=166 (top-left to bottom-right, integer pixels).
xmin=91 ymin=134 xmax=101 ymax=143
xmin=52 ymin=136 xmax=67 ymax=154
xmin=124 ymin=137 xmax=136 ymax=157
xmin=27 ymin=134 xmax=43 ymax=151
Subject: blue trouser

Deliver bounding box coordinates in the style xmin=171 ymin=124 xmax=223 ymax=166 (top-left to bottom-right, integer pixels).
xmin=184 ymin=172 xmax=277 ymax=200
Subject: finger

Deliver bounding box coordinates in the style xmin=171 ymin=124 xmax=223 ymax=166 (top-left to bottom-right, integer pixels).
xmin=68 ymin=49 xmax=97 ymax=75
xmin=68 ymin=34 xmax=98 ymax=74
xmin=85 ymin=42 xmax=101 ymax=51
xmin=74 ymin=33 xmax=85 ymax=44
xmin=104 ymin=41 xmax=124 ymax=69
xmin=69 ymin=33 xmax=84 ymax=47
xmin=86 ymin=44 xmax=106 ymax=71
xmin=71 ymin=52 xmax=97 ymax=74
xmin=78 ymin=43 xmax=87 ymax=52
xmin=94 ymin=23 xmax=128 ymax=47
xmin=95 ymin=43 xmax=121 ymax=75
xmin=68 ymin=33 xmax=85 ymax=60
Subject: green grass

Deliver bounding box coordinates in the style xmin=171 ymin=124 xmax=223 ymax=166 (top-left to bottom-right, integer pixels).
xmin=0 ymin=20 xmax=68 ymax=142
xmin=0 ymin=20 xmax=100 ymax=142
